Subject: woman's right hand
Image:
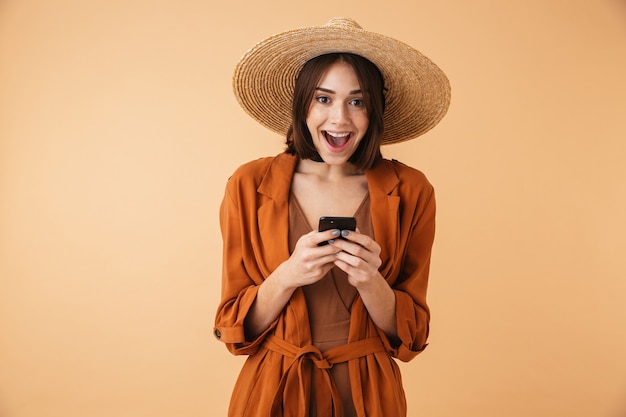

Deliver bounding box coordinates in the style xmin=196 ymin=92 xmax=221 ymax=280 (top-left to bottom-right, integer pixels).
xmin=243 ymin=228 xmax=341 ymax=340
xmin=279 ymin=229 xmax=342 ymax=289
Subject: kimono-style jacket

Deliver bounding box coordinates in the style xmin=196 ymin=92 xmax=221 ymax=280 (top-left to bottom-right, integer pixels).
xmin=214 ymin=152 xmax=435 ymax=417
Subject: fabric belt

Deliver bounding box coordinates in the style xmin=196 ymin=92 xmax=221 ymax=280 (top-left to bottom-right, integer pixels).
xmin=262 ymin=334 xmax=386 ymax=417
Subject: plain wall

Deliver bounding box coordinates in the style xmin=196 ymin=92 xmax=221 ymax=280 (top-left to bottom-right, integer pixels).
xmin=1 ymin=1 xmax=625 ymax=416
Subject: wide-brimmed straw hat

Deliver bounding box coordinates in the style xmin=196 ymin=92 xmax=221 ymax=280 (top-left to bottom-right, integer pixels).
xmin=233 ymin=17 xmax=451 ymax=144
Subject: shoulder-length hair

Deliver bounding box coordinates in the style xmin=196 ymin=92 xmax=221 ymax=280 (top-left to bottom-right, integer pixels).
xmin=285 ymin=53 xmax=386 ymax=170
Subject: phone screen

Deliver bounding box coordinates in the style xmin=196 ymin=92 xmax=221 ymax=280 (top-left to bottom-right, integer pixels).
xmin=318 ymin=216 xmax=357 ymax=245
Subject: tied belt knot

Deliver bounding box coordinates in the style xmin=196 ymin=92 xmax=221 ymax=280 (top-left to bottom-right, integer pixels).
xmin=294 ymin=344 xmax=332 ymax=369
xmin=263 ymin=334 xmax=386 ymax=417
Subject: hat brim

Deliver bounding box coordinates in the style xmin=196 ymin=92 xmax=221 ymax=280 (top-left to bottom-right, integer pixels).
xmin=233 ymin=18 xmax=451 ymax=144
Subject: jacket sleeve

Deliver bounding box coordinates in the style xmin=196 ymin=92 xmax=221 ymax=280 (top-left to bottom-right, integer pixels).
xmin=213 ymin=175 xmax=276 ymax=356
xmin=386 ymin=181 xmax=436 ymax=362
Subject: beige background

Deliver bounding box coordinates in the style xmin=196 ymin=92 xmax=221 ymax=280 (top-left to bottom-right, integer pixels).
xmin=1 ymin=0 xmax=625 ymax=416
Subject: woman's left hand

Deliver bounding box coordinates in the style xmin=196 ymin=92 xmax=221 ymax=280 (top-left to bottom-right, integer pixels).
xmin=328 ymin=229 xmax=383 ymax=290
xmin=329 ymin=230 xmax=399 ymax=341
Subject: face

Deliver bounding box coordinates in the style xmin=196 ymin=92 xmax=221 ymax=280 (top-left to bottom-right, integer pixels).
xmin=306 ymin=61 xmax=370 ymax=166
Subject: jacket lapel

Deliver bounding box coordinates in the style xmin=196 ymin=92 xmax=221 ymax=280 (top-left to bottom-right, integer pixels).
xmin=365 ymin=160 xmax=400 ymax=280
xmin=256 ymin=153 xmax=298 ymax=277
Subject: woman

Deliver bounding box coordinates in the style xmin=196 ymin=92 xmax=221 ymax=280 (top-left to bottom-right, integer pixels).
xmin=215 ymin=18 xmax=451 ymax=417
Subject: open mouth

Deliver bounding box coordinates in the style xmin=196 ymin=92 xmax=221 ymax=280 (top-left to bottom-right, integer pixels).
xmin=323 ymin=131 xmax=351 ymax=149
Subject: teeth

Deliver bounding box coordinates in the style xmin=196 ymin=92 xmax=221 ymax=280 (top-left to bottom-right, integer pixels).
xmin=325 ymin=132 xmax=350 ymax=138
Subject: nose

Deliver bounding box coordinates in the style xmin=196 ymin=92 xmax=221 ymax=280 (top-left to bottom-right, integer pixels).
xmin=329 ymin=102 xmax=349 ymax=124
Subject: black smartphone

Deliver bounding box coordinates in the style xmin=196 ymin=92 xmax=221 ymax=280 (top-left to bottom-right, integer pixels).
xmin=318 ymin=216 xmax=357 ymax=246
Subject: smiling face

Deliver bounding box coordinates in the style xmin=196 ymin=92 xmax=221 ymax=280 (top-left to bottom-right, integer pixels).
xmin=286 ymin=53 xmax=385 ymax=170
xmin=305 ymin=61 xmax=370 ymax=167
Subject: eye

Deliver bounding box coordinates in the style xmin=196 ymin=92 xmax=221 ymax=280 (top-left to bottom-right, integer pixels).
xmin=315 ymin=96 xmax=331 ymax=104
xmin=349 ymin=98 xmax=365 ymax=107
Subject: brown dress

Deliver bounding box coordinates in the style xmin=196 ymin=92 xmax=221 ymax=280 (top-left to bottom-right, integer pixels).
xmin=289 ymin=193 xmax=374 ymax=417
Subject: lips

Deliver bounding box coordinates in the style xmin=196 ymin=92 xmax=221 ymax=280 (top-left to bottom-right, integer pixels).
xmin=323 ymin=131 xmax=351 ymax=149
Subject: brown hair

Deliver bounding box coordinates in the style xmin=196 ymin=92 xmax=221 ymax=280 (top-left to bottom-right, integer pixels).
xmin=285 ymin=53 xmax=386 ymax=170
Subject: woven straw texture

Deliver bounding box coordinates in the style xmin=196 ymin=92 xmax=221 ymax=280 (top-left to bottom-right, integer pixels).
xmin=233 ymin=18 xmax=451 ymax=144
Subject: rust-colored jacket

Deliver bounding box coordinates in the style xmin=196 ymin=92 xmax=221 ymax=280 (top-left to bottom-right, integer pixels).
xmin=214 ymin=153 xmax=435 ymax=417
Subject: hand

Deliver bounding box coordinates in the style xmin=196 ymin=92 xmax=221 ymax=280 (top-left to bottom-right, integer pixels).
xmin=280 ymin=229 xmax=344 ymax=289
xmin=329 ymin=230 xmax=399 ymax=340
xmin=243 ymin=228 xmax=343 ymax=339
xmin=329 ymin=230 xmax=383 ymax=289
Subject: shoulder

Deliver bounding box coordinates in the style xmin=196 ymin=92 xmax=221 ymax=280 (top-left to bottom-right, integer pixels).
xmin=222 ymin=157 xmax=276 ymax=203
xmin=227 ymin=153 xmax=294 ymax=183
xmin=228 ymin=156 xmax=277 ymax=182
xmin=224 ymin=152 xmax=298 ymax=197
xmin=379 ymin=159 xmax=436 ymax=222
xmin=384 ymin=158 xmax=430 ymax=183
xmin=374 ymin=158 xmax=433 ymax=192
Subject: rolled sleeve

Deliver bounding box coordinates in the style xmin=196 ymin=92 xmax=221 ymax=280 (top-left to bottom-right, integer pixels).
xmin=391 ymin=290 xmax=430 ymax=361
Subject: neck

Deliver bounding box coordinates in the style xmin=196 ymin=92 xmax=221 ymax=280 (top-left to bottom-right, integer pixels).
xmin=296 ymin=158 xmax=363 ymax=181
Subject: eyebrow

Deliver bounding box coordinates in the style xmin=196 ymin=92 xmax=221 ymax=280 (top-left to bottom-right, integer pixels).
xmin=315 ymin=87 xmax=362 ymax=95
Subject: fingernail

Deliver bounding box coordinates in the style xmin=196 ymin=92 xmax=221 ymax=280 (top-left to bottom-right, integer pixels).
xmin=341 ymin=230 xmax=350 ymax=237
xmin=328 ymin=239 xmax=335 ymax=244
xmin=331 ymin=229 xmax=341 ymax=237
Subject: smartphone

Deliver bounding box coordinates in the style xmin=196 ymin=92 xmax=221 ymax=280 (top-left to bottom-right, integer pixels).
xmin=318 ymin=216 xmax=357 ymax=246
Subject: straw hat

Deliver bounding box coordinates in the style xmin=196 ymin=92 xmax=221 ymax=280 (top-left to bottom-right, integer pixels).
xmin=233 ymin=17 xmax=451 ymax=144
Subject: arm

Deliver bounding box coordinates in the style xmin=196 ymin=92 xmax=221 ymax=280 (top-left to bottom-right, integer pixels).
xmin=244 ymin=229 xmax=343 ymax=339
xmin=389 ymin=184 xmax=435 ymax=360
xmin=215 ymin=175 xmax=342 ymax=349
xmin=332 ymin=180 xmax=436 ymax=358
xmin=330 ymin=230 xmax=400 ymax=345
xmin=214 ymin=180 xmax=264 ymax=355
xmin=242 ymin=262 xmax=296 ymax=340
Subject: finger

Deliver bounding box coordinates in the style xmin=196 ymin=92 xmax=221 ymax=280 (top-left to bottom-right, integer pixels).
xmin=333 ymin=253 xmax=375 ymax=280
xmin=339 ymin=230 xmax=381 ymax=254
xmin=339 ymin=229 xmax=369 ymax=246
xmin=330 ymin=235 xmax=372 ymax=257
xmin=332 ymin=240 xmax=382 ymax=271
xmin=333 ymin=246 xmax=370 ymax=267
xmin=315 ymin=229 xmax=341 ymax=246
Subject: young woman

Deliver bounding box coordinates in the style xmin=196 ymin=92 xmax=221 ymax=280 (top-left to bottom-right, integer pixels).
xmin=215 ymin=18 xmax=451 ymax=417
